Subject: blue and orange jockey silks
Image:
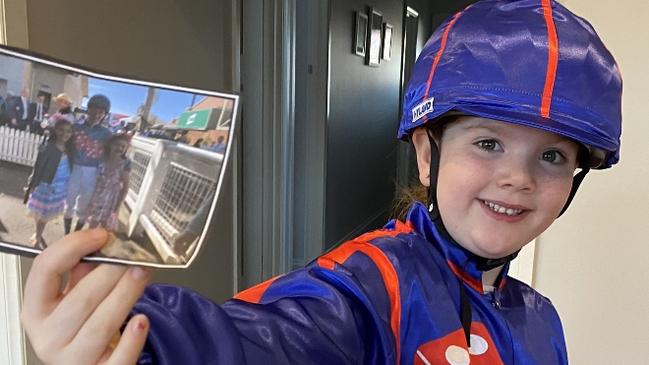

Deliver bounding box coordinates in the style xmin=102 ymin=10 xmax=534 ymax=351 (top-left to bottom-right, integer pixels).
xmin=132 ymin=203 xmax=567 ymax=364
xmin=398 ymin=0 xmax=622 ymax=169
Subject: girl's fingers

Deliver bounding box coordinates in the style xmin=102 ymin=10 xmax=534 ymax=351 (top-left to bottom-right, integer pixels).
xmin=67 ymin=266 xmax=151 ymax=363
xmin=65 ymin=262 xmax=98 ymax=293
xmin=46 ymin=264 xmax=128 ymax=346
xmin=103 ymin=315 xmax=149 ymax=365
xmin=22 ymin=229 xmax=108 ymax=319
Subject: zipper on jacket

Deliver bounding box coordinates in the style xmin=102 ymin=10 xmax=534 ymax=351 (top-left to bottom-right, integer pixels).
xmin=489 ymin=290 xmax=502 ymax=310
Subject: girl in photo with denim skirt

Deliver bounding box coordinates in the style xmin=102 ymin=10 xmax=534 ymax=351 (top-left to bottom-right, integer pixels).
xmin=26 ymin=119 xmax=75 ymax=248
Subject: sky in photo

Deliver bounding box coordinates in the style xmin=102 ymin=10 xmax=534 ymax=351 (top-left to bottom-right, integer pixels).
xmin=87 ymin=77 xmax=200 ymax=122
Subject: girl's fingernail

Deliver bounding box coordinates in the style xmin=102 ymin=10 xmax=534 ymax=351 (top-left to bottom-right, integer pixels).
xmin=133 ymin=316 xmax=148 ymax=333
xmin=130 ymin=266 xmax=150 ymax=280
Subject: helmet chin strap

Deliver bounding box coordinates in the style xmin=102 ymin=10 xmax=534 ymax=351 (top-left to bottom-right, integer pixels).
xmin=558 ymin=167 xmax=590 ymax=217
xmin=425 ymin=132 xmax=589 ymax=271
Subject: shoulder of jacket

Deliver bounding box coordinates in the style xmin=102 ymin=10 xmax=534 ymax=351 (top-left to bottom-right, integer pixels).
xmin=314 ymin=221 xmax=420 ymax=271
xmin=505 ymin=275 xmax=558 ymax=309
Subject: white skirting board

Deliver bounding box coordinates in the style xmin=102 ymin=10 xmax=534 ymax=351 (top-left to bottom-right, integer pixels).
xmin=0 ymin=253 xmax=26 ymax=365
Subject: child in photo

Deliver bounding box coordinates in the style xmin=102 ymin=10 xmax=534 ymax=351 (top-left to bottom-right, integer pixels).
xmin=63 ymin=94 xmax=113 ymax=233
xmin=20 ymin=1 xmax=624 ymax=364
xmin=25 ymin=119 xmax=75 ymax=248
xmin=85 ymin=133 xmax=132 ymax=232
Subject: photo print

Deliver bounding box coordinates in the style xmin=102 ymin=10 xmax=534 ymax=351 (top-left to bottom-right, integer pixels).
xmin=0 ymin=45 xmax=238 ymax=268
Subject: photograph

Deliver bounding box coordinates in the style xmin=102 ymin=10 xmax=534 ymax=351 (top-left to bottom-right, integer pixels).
xmin=367 ymin=8 xmax=383 ymax=66
xmin=383 ymin=23 xmax=393 ymax=61
xmin=354 ymin=11 xmax=368 ymax=57
xmin=0 ymin=46 xmax=238 ymax=268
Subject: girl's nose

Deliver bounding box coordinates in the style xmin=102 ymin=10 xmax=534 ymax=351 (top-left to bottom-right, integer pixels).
xmin=496 ymin=157 xmax=536 ymax=193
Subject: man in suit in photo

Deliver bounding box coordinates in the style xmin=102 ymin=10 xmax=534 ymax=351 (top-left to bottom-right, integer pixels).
xmin=7 ymin=88 xmax=29 ymax=130
xmin=29 ymin=94 xmax=47 ymax=134
xmin=5 ymin=91 xmax=21 ymax=129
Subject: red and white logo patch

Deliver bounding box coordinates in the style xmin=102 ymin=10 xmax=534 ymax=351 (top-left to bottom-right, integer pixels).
xmin=413 ymin=322 xmax=503 ymax=365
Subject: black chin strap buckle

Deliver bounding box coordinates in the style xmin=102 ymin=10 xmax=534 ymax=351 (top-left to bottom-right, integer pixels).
xmin=475 ymin=252 xmax=519 ymax=271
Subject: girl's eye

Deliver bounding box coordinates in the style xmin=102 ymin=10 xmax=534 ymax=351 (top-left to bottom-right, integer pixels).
xmin=474 ymin=139 xmax=501 ymax=152
xmin=541 ymin=150 xmax=566 ymax=164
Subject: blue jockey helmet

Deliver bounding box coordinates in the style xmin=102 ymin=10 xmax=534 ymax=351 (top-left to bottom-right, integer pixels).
xmin=399 ymin=0 xmax=622 ymax=169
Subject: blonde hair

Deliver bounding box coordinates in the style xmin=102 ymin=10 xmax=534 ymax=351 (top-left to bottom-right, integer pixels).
xmin=55 ymin=93 xmax=72 ymax=106
xmin=390 ymin=184 xmax=428 ymax=221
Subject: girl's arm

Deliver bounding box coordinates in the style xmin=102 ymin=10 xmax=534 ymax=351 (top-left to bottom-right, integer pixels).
xmin=23 ymin=233 xmax=386 ymax=365
xmin=26 ymin=146 xmax=48 ymax=190
xmin=134 ymin=229 xmax=402 ymax=364
xmin=132 ymin=264 xmax=387 ymax=365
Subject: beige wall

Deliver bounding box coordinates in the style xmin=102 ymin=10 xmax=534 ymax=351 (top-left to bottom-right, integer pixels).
xmin=534 ymin=0 xmax=649 ymax=363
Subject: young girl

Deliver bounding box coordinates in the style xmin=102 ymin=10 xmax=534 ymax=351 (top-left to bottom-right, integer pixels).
xmin=20 ymin=0 xmax=622 ymax=364
xmin=85 ymin=133 xmax=132 ymax=231
xmin=25 ymin=119 xmax=74 ymax=249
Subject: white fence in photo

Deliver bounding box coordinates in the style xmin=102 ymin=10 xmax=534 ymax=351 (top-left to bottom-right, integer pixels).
xmin=0 ymin=126 xmax=44 ymax=166
xmin=125 ymin=136 xmax=222 ymax=263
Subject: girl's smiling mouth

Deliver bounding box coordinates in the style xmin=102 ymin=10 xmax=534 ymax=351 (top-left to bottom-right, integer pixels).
xmin=479 ymin=199 xmax=531 ymax=221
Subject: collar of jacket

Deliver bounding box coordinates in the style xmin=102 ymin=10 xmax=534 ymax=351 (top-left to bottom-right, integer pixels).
xmin=405 ymin=202 xmax=510 ymax=294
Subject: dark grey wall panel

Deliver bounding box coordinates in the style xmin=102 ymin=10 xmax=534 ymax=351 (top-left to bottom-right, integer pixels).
xmin=25 ymin=0 xmax=235 ymax=91
xmin=325 ymin=0 xmax=404 ymax=247
xmin=430 ymin=0 xmax=476 ymax=29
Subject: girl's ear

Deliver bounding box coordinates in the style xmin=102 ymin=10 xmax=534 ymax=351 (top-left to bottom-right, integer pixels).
xmin=411 ymin=128 xmax=433 ymax=187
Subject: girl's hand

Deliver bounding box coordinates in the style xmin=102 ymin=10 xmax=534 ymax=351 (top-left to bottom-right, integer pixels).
xmin=21 ymin=229 xmax=152 ymax=364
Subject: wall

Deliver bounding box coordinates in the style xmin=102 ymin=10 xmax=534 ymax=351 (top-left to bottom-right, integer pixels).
xmin=29 ymin=64 xmax=68 ymax=102
xmin=325 ymin=0 xmax=404 ymax=246
xmin=25 ymin=0 xmax=235 ymax=92
xmin=534 ymin=0 xmax=649 ymax=362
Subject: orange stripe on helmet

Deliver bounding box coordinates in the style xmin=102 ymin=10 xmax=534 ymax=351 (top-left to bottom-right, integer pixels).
xmin=423 ymin=12 xmax=463 ymax=100
xmin=317 ymin=223 xmax=413 ymax=365
xmin=233 ymin=275 xmax=281 ymax=304
xmin=541 ymin=0 xmax=559 ymax=118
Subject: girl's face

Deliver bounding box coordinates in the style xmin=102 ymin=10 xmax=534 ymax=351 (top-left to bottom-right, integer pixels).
xmin=110 ymin=139 xmax=129 ymax=156
xmin=54 ymin=123 xmax=73 ymax=143
xmin=413 ymin=116 xmax=579 ymax=259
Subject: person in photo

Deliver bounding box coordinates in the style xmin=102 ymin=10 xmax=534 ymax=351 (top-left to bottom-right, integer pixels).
xmin=25 ymin=119 xmax=75 ymax=248
xmin=63 ymin=94 xmax=113 ymax=233
xmin=86 ymin=133 xmax=132 ymax=232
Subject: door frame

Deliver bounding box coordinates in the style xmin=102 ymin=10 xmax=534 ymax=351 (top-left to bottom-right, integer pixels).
xmin=0 ymin=0 xmax=28 ymax=363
